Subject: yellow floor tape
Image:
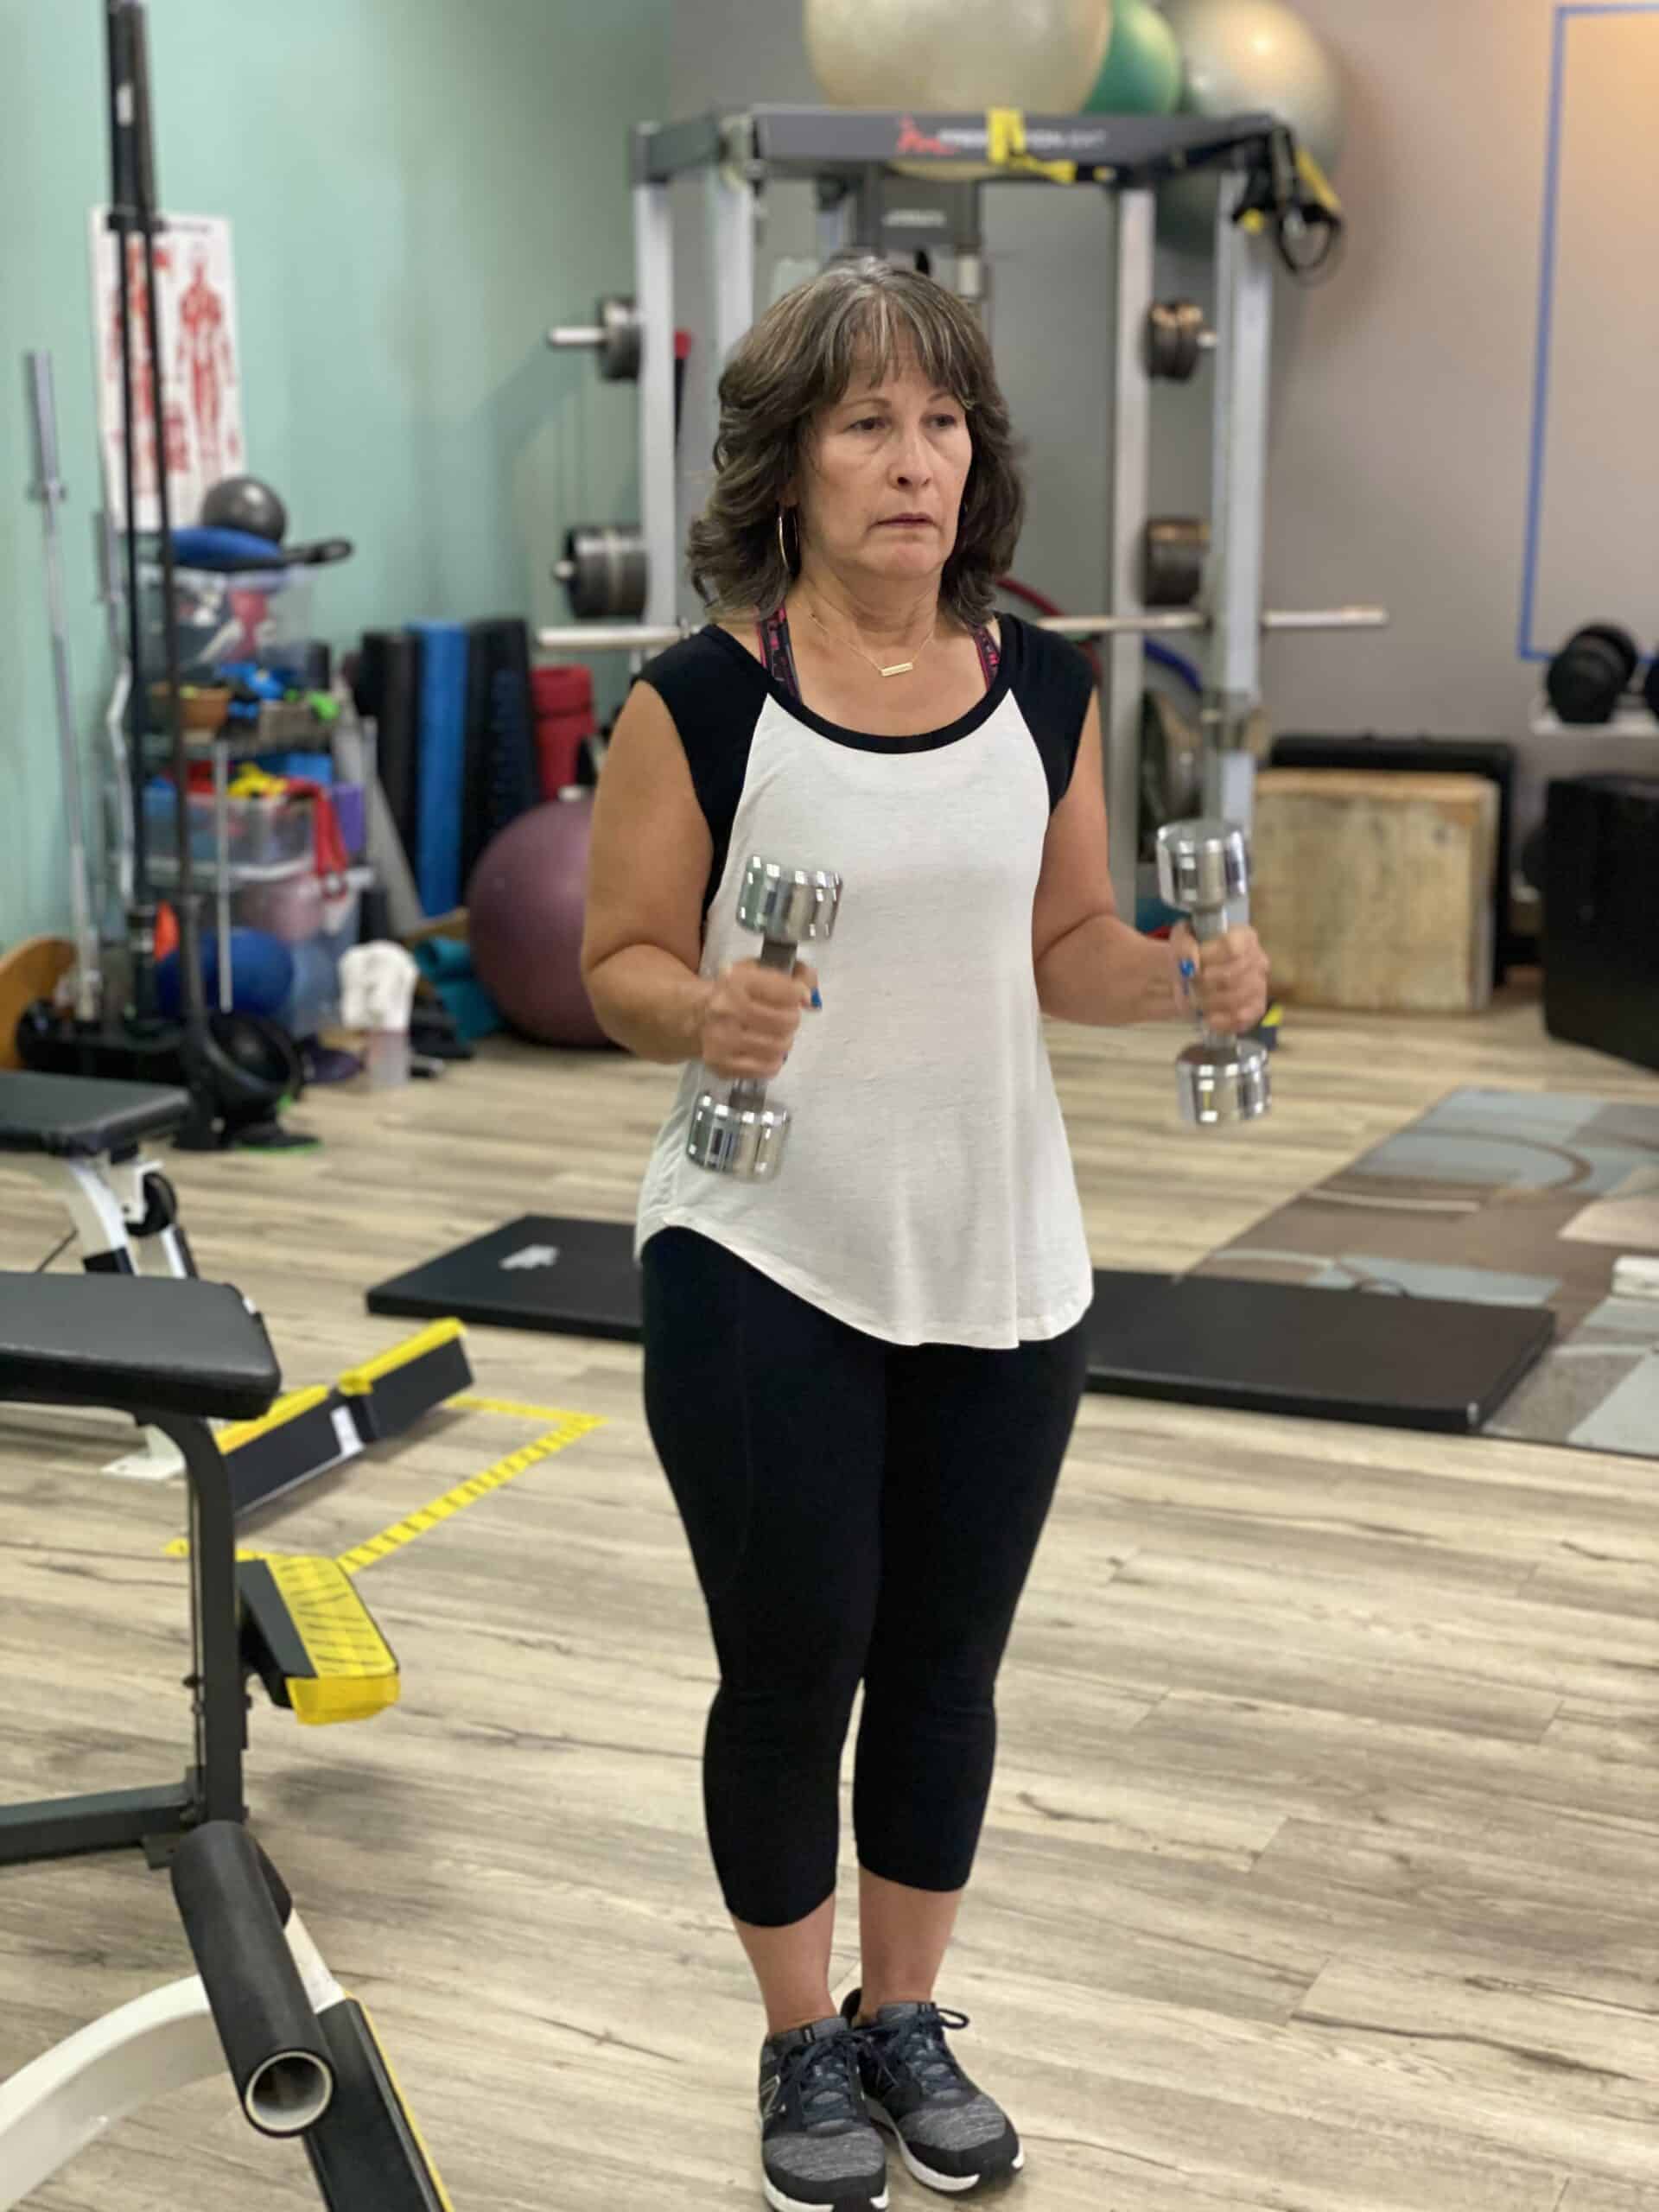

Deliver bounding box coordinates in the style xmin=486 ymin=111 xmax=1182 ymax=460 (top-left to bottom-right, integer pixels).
xmin=335 ymin=1414 xmax=603 ymax=1577
xmin=453 ymin=1392 xmax=586 ymax=1423
xmin=166 ymin=1402 xmax=604 ymax=1571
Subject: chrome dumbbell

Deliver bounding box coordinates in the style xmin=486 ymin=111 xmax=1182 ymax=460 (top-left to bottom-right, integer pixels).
xmin=1155 ymin=818 xmax=1271 ymax=1129
xmin=687 ymin=858 xmax=842 ymax=1180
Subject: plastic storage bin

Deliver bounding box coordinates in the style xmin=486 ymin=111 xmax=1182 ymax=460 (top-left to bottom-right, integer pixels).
xmin=144 ymin=785 xmax=315 ymax=873
xmin=142 ymin=563 xmax=315 ymax=685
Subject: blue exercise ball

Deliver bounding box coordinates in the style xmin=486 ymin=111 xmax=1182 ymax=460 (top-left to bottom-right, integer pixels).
xmin=156 ymin=927 xmax=295 ymax=1020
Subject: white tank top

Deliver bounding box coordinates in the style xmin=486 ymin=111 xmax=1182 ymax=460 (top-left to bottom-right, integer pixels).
xmin=633 ymin=613 xmax=1095 ymax=1349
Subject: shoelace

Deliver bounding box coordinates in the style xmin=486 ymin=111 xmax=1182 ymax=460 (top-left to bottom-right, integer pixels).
xmin=785 ymin=2033 xmax=867 ymax=2128
xmin=857 ymin=2005 xmax=972 ymax=2097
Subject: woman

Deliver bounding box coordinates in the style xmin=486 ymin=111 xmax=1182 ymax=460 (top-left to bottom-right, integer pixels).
xmin=582 ymin=260 xmax=1268 ymax=2212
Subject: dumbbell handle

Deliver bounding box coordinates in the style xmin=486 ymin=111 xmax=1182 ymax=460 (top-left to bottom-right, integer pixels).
xmin=1180 ymin=906 xmax=1236 ymax=1049
xmin=728 ymin=936 xmax=798 ymax=1112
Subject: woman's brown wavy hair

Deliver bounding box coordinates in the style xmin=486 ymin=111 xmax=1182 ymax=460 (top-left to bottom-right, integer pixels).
xmin=686 ymin=258 xmax=1024 ymax=627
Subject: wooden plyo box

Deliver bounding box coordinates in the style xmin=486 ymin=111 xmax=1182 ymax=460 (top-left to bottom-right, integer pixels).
xmin=1249 ymin=769 xmax=1499 ymax=1013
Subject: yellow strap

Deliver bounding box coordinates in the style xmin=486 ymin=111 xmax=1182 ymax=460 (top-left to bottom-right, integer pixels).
xmin=1296 ymin=145 xmax=1343 ymax=220
xmin=985 ymin=108 xmax=1077 ymax=185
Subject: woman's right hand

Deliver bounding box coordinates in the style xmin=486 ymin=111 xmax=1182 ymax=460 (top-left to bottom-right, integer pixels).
xmin=697 ymin=958 xmax=819 ymax=1080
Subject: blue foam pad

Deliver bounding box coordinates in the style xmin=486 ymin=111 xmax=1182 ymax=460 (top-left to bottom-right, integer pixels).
xmin=173 ymin=525 xmax=287 ymax=571
xmin=408 ymin=622 xmax=470 ymax=915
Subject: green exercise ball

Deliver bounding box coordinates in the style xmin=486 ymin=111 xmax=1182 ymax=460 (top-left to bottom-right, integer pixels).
xmin=1084 ymin=0 xmax=1182 ymax=115
xmin=1158 ymin=0 xmax=1345 ymax=251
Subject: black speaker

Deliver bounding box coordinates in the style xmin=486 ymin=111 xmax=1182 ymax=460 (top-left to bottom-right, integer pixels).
xmin=1541 ymin=775 xmax=1659 ymax=1071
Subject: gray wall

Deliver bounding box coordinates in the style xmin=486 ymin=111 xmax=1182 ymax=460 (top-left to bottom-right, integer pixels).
xmin=664 ymin=0 xmax=1659 ymax=845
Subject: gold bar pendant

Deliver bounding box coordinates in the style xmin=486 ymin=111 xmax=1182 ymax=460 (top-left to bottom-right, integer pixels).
xmin=879 ymin=660 xmax=914 ymax=677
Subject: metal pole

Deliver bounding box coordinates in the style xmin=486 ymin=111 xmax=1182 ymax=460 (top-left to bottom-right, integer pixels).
xmin=632 ymin=136 xmax=677 ymax=628
xmin=1106 ymin=188 xmax=1156 ymax=917
xmin=23 ymin=352 xmax=101 ymax=1022
xmin=706 ymin=149 xmax=757 ymax=371
xmin=1205 ymin=167 xmax=1273 ymax=820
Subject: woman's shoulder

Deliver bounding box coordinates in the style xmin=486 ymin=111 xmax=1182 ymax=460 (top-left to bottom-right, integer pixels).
xmin=639 ymin=618 xmax=767 ymax=702
xmin=993 ymin=609 xmax=1090 ymax=685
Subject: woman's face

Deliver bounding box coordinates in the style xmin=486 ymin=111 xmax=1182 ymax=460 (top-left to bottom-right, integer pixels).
xmin=795 ymin=348 xmax=973 ymax=594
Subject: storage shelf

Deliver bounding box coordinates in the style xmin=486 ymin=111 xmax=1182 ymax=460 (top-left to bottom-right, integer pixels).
xmin=145 ymin=853 xmax=313 ymax=889
xmin=1530 ymin=698 xmax=1658 ymax=740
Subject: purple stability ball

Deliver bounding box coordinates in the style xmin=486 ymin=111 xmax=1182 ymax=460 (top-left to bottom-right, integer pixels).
xmin=466 ymin=795 xmax=610 ymax=1048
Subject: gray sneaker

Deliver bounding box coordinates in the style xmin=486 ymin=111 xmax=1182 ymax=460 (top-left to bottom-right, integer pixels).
xmin=840 ymin=1993 xmax=1023 ymax=2194
xmin=758 ymin=2015 xmax=890 ymax=2212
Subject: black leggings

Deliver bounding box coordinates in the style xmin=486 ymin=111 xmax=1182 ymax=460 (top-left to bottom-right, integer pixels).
xmin=641 ymin=1229 xmax=1090 ymax=1929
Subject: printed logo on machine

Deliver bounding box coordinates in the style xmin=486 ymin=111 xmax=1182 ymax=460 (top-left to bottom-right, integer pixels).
xmin=894 ymin=115 xmax=950 ymax=158
xmin=501 ymin=1244 xmax=561 ymax=1272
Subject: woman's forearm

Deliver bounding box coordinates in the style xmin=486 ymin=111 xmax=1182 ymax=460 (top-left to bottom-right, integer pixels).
xmin=1036 ymin=912 xmax=1185 ymax=1027
xmin=585 ymin=944 xmax=714 ymax=1063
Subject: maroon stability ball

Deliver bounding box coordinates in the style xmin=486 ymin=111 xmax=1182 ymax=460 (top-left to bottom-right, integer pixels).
xmin=466 ymin=796 xmax=609 ymax=1047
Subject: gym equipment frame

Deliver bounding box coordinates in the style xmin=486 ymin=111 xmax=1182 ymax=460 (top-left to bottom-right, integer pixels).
xmin=537 ymin=105 xmax=1387 ymax=910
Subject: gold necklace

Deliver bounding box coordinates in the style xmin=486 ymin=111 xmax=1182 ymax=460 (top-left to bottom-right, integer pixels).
xmin=803 ymin=599 xmax=937 ymax=679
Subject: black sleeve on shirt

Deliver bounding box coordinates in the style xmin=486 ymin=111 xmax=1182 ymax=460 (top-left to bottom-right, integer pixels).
xmin=1003 ymin=614 xmax=1096 ymax=812
xmin=635 ymin=627 xmax=767 ymax=917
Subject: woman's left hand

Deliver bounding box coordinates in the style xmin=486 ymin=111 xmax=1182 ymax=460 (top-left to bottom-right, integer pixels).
xmin=1171 ymin=921 xmax=1270 ymax=1036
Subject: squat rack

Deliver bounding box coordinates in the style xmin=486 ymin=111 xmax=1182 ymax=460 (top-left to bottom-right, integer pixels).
xmin=538 ymin=106 xmax=1386 ymax=907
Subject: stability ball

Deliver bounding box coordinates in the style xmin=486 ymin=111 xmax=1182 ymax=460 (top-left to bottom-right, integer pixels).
xmin=466 ymin=795 xmax=609 ymax=1049
xmin=1085 ymin=0 xmax=1181 ymax=115
xmin=1159 ymin=0 xmax=1345 ymax=250
xmin=805 ymin=0 xmax=1115 ymax=115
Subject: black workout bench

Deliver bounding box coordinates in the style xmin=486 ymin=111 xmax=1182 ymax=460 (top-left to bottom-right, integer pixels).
xmin=0 ymin=1272 xmax=277 ymax=1865
xmin=0 ymin=1273 xmax=402 ymax=1869
xmin=0 ymin=1069 xmax=196 ymax=1274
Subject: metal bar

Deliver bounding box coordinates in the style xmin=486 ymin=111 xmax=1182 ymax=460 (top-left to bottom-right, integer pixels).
xmin=24 ymin=351 xmax=100 ymax=1021
xmin=1261 ymin=606 xmax=1389 ymax=632
xmin=546 ymin=323 xmax=602 ymax=351
xmin=534 ymin=607 xmax=1388 ymax=658
xmin=213 ymin=741 xmax=232 ymax=1014
xmin=706 ymin=152 xmax=757 ymax=384
xmin=161 ymin=1411 xmax=247 ymax=1834
xmin=1106 ymin=189 xmax=1155 ymax=917
xmin=1206 ymin=168 xmax=1273 ymax=769
xmin=632 ymin=151 xmax=677 ymax=627
xmin=740 ymin=105 xmax=1278 ymax=181
xmin=538 ymin=622 xmax=689 ymax=653
xmin=0 ymin=1781 xmax=196 ymax=1868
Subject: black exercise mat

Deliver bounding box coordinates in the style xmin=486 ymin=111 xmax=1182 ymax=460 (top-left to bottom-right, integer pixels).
xmin=354 ymin=630 xmax=422 ymax=863
xmin=366 ymin=1216 xmax=1554 ymax=1433
xmin=461 ymin=618 xmax=541 ymax=888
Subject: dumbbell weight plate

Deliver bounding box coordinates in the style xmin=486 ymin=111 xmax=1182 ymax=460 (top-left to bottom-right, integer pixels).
xmin=1176 ymin=1036 xmax=1272 ymax=1128
xmin=597 ymin=295 xmax=642 ymax=382
xmin=1142 ymin=518 xmax=1209 ymax=609
xmin=687 ymin=1095 xmax=791 ymax=1180
xmin=1147 ymin=300 xmax=1206 ymax=382
xmin=1546 ymin=622 xmax=1639 ymax=724
xmin=557 ymin=524 xmax=647 ymax=620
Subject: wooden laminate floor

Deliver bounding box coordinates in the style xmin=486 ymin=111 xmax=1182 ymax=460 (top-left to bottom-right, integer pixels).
xmin=2 ymin=984 xmax=1656 ymax=2212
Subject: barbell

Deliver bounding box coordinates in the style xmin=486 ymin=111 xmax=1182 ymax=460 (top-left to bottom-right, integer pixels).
xmin=535 ymin=606 xmax=1390 ymax=655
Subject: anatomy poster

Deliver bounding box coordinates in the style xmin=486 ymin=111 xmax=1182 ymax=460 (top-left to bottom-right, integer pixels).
xmin=89 ymin=208 xmax=245 ymax=530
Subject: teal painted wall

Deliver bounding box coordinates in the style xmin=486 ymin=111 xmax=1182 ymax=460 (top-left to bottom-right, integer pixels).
xmin=0 ymin=0 xmax=668 ymax=944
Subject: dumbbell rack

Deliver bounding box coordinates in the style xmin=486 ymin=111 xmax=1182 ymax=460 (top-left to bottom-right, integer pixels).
xmin=540 ymin=106 xmax=1389 ymax=912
